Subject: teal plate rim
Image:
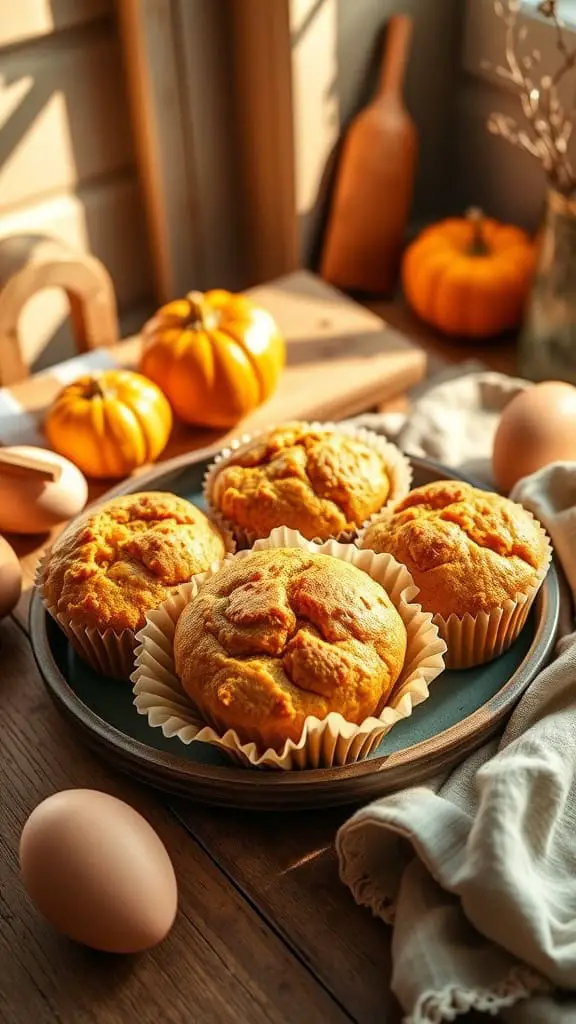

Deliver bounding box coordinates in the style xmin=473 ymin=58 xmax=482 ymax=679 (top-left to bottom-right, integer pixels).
xmin=28 ymin=450 xmax=561 ymax=809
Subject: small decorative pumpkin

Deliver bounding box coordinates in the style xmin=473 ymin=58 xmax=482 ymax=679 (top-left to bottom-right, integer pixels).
xmin=45 ymin=370 xmax=172 ymax=479
xmin=139 ymin=290 xmax=285 ymax=428
xmin=402 ymin=208 xmax=536 ymax=338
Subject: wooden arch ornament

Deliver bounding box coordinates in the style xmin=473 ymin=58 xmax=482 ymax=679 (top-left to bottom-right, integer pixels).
xmin=0 ymin=234 xmax=120 ymax=386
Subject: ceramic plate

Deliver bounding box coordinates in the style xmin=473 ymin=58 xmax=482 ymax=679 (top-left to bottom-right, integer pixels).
xmin=30 ymin=450 xmax=560 ymax=810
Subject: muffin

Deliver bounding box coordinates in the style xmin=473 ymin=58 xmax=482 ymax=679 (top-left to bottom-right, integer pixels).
xmin=360 ymin=480 xmax=551 ymax=668
xmin=133 ymin=527 xmax=447 ymax=768
xmin=206 ymin=421 xmax=411 ymax=545
xmin=173 ymin=547 xmax=408 ymax=752
xmin=39 ymin=491 xmax=229 ymax=679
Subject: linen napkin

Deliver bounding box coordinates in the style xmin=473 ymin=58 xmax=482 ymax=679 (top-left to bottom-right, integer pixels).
xmin=352 ymin=360 xmax=528 ymax=487
xmin=338 ymin=371 xmax=576 ymax=1023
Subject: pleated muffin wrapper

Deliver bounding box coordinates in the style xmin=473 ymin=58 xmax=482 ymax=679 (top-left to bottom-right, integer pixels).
xmin=130 ymin=526 xmax=447 ymax=770
xmin=203 ymin=420 xmax=413 ymax=549
xmin=35 ymin=516 xmax=236 ymax=682
xmin=358 ymin=508 xmax=553 ymax=671
xmin=435 ymin=532 xmax=552 ymax=670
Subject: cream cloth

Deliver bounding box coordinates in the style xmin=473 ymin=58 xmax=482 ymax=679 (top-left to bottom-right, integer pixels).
xmin=338 ymin=371 xmax=576 ymax=1023
xmin=352 ymin=361 xmax=528 ymax=487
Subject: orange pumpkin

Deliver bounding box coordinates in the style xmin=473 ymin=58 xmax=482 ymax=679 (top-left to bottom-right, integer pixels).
xmin=45 ymin=370 xmax=172 ymax=479
xmin=139 ymin=290 xmax=285 ymax=428
xmin=402 ymin=208 xmax=536 ymax=338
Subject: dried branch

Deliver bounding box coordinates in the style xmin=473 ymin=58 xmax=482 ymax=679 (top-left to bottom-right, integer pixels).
xmin=486 ymin=0 xmax=576 ymax=194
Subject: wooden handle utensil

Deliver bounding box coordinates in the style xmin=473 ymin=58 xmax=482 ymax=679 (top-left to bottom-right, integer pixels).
xmin=320 ymin=15 xmax=417 ymax=295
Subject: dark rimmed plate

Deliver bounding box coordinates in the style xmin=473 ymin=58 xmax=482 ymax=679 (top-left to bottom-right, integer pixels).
xmin=29 ymin=451 xmax=560 ymax=810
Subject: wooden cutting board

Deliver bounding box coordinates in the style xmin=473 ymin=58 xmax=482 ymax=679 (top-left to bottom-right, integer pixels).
xmin=1 ymin=269 xmax=426 ymax=459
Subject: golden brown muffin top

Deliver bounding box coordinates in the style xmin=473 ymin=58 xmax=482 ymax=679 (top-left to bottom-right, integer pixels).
xmin=42 ymin=492 xmax=226 ymax=633
xmin=211 ymin=423 xmax=392 ymax=541
xmin=174 ymin=547 xmax=407 ymax=751
xmin=361 ymin=480 xmax=548 ymax=619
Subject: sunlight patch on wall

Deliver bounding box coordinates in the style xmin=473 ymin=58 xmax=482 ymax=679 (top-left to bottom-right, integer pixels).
xmin=290 ymin=0 xmax=340 ymax=257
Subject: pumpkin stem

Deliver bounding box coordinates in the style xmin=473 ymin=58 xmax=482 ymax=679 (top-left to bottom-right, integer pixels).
xmin=185 ymin=290 xmax=216 ymax=330
xmin=84 ymin=375 xmax=108 ymax=400
xmin=466 ymin=207 xmax=490 ymax=256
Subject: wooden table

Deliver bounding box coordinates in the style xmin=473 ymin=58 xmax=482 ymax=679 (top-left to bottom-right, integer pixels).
xmin=368 ymin=294 xmax=518 ymax=379
xmin=0 ymin=289 xmax=515 ymax=1024
xmin=2 ymin=614 xmax=401 ymax=1023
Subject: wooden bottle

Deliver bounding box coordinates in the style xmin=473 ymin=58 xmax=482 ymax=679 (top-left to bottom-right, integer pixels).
xmin=320 ymin=15 xmax=417 ymax=295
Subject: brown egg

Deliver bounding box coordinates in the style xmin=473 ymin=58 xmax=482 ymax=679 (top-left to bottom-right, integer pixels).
xmin=0 ymin=535 xmax=22 ymax=618
xmin=492 ymin=381 xmax=576 ymax=493
xmin=0 ymin=447 xmax=87 ymax=535
xmin=20 ymin=790 xmax=178 ymax=953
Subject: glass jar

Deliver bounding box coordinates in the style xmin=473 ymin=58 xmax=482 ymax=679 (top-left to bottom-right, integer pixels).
xmin=519 ymin=188 xmax=576 ymax=383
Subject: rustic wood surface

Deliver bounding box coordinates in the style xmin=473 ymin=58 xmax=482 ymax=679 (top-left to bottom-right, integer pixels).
xmin=0 ymin=294 xmax=513 ymax=1023
xmin=0 ymin=611 xmax=500 ymax=1024
xmin=0 ymin=617 xmax=360 ymax=1024
xmin=171 ymin=800 xmax=397 ymax=1022
xmin=369 ymin=294 xmax=518 ymax=377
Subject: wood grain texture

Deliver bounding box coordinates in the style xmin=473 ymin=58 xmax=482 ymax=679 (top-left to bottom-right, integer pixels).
xmin=171 ymin=801 xmax=402 ymax=1023
xmin=117 ymin=0 xmax=200 ymax=301
xmin=367 ymin=295 xmax=519 ymax=376
xmin=0 ymin=617 xmax=353 ymax=1024
xmin=231 ymin=0 xmax=298 ymax=286
xmin=0 ymin=24 xmax=135 ymax=212
xmin=118 ymin=0 xmax=298 ymax=297
xmin=171 ymin=0 xmax=245 ymax=291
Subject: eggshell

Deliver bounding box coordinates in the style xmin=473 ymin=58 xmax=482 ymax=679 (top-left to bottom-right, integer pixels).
xmin=0 ymin=535 xmax=22 ymax=618
xmin=0 ymin=447 xmax=88 ymax=534
xmin=492 ymin=381 xmax=576 ymax=493
xmin=20 ymin=790 xmax=178 ymax=953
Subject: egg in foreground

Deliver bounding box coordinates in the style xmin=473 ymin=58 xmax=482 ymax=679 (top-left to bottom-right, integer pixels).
xmin=0 ymin=446 xmax=87 ymax=534
xmin=19 ymin=789 xmax=178 ymax=953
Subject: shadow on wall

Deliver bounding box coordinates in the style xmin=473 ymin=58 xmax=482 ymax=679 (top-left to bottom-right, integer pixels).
xmin=296 ymin=0 xmax=466 ymax=270
xmin=0 ymin=2 xmax=152 ymax=379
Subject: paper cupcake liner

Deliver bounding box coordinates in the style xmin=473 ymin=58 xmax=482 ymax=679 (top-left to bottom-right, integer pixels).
xmin=359 ymin=505 xmax=553 ymax=670
xmin=437 ymin=598 xmax=532 ymax=670
xmin=203 ymin=420 xmax=413 ymax=549
xmin=35 ymin=503 xmax=236 ymax=681
xmin=35 ymin=552 xmax=138 ymax=680
xmin=438 ymin=523 xmax=552 ymax=669
xmin=131 ymin=525 xmax=447 ymax=770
